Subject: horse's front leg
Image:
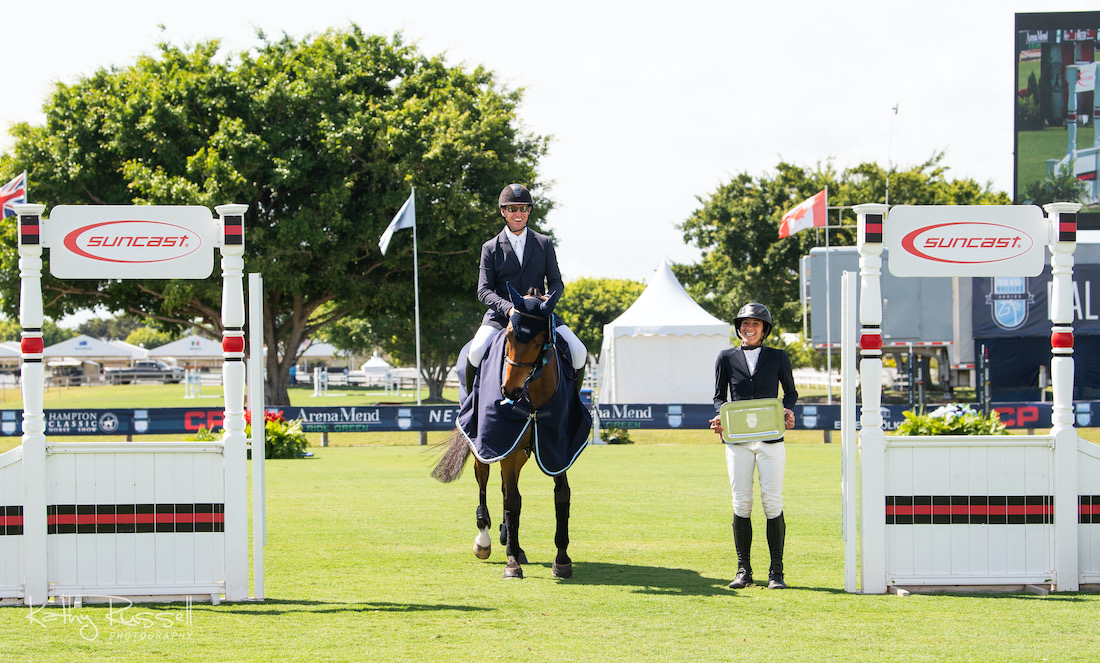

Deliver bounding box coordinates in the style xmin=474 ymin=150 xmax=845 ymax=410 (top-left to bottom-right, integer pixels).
xmin=473 ymin=459 xmax=492 ymax=560
xmin=552 ymin=472 xmax=573 ymax=578
xmin=501 ymin=452 xmax=527 ymax=578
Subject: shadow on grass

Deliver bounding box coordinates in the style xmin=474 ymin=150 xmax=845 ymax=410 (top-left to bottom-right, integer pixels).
xmin=546 ymin=561 xmax=733 ymax=596
xmin=187 ymin=599 xmax=494 ymax=615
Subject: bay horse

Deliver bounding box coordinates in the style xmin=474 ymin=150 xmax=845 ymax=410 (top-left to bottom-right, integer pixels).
xmin=432 ymin=284 xmax=574 ymax=580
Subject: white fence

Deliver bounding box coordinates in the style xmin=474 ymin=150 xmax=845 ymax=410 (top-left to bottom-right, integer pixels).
xmin=844 ymin=202 xmax=1098 ymax=593
xmin=2 ymin=203 xmax=260 ymax=605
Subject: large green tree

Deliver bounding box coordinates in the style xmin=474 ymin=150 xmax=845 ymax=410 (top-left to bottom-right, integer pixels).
xmin=0 ymin=26 xmax=549 ymax=404
xmin=555 ymin=277 xmax=646 ymax=360
xmin=677 ymin=154 xmax=1011 ymax=331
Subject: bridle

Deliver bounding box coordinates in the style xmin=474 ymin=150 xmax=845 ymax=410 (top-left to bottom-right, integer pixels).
xmin=501 ymin=309 xmax=556 ymax=407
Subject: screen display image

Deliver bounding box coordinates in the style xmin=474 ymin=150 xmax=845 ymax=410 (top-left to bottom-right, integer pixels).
xmin=1015 ymin=12 xmax=1100 ymax=208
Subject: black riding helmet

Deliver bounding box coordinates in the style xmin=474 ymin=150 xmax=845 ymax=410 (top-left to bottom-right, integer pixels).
xmin=499 ymin=183 xmax=534 ymax=208
xmin=733 ymin=302 xmax=773 ymax=340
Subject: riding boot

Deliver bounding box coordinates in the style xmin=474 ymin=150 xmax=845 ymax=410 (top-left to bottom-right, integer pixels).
xmin=729 ymin=515 xmax=753 ymax=588
xmin=766 ymin=513 xmax=786 ymax=589
xmin=463 ymin=359 xmax=477 ymax=398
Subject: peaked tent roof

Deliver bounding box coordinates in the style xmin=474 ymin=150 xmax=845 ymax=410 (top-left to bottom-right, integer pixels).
xmin=597 ymin=261 xmax=730 ymax=404
xmin=43 ymin=334 xmax=133 ymax=358
xmin=148 ymin=334 xmax=224 ymax=359
xmin=360 ymin=352 xmax=392 ymax=373
xmin=605 ymin=260 xmax=730 ymax=337
xmin=109 ymin=339 xmax=150 ymax=360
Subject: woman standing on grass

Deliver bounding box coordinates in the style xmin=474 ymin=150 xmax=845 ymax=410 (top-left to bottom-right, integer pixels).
xmin=709 ymin=302 xmax=797 ymax=590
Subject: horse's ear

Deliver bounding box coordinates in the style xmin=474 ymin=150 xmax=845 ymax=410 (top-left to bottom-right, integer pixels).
xmin=540 ymin=291 xmax=557 ymax=314
xmin=506 ymin=282 xmax=524 ymax=309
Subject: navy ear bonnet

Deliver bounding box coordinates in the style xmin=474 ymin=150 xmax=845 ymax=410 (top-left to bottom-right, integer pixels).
xmin=506 ymin=282 xmax=555 ymax=344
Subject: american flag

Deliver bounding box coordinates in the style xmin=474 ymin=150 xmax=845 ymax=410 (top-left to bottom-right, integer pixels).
xmin=1 ymin=171 xmax=27 ymax=218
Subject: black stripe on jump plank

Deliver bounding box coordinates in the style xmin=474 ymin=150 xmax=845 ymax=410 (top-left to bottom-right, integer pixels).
xmin=886 ymin=495 xmax=1054 ymax=525
xmin=43 ymin=503 xmax=225 ymax=535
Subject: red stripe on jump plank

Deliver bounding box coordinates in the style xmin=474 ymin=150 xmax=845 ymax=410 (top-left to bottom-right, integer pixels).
xmin=886 ymin=496 xmax=1054 ymax=524
xmin=0 ymin=515 xmax=23 ymax=527
xmin=45 ymin=503 xmax=225 ymax=534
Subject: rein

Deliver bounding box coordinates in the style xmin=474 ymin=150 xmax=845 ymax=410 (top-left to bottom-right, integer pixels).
xmin=500 ymin=316 xmax=557 ymax=410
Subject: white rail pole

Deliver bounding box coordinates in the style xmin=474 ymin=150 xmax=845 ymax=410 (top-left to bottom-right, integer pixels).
xmin=841 ymin=270 xmax=858 ymax=593
xmin=248 ymin=272 xmax=266 ymax=600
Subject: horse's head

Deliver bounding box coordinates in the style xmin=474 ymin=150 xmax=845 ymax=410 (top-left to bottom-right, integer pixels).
xmin=501 ymin=282 xmax=558 ymax=406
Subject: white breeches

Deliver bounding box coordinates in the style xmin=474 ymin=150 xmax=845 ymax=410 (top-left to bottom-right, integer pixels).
xmin=468 ymin=323 xmax=587 ymax=370
xmin=725 ymin=440 xmax=785 ymax=519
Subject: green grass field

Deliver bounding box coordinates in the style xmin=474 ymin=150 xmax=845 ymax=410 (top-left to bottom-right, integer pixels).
xmin=2 ymin=387 xmax=1098 ymax=661
xmin=1 ymin=443 xmax=1097 ymax=662
xmin=1016 ymin=124 xmax=1096 ymax=195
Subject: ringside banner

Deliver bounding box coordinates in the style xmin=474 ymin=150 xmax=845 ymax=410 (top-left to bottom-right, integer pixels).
xmin=42 ymin=205 xmax=218 ymax=279
xmin=885 ymin=205 xmax=1047 ymax=277
xmin=1 ymin=403 xmax=1088 ymax=436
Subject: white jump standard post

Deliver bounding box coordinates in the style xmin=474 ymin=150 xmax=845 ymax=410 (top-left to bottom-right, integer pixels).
xmin=217 ymin=204 xmax=250 ymax=602
xmin=854 ymin=203 xmax=889 ymax=595
xmin=15 ymin=203 xmax=48 ymax=605
xmin=1047 ymin=202 xmax=1081 ymax=592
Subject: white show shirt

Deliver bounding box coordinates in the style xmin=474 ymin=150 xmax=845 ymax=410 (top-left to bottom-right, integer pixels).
xmin=506 ymin=227 xmax=528 ymax=265
xmin=743 ymin=346 xmax=761 ymax=375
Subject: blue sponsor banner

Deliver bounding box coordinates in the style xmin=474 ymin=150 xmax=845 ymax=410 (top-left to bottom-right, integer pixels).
xmin=972 ymin=265 xmax=1100 ymax=338
xmin=0 ymin=402 xmax=1092 ymax=436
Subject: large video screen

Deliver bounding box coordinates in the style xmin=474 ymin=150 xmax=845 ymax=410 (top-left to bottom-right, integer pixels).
xmin=1015 ymin=12 xmax=1100 ymax=209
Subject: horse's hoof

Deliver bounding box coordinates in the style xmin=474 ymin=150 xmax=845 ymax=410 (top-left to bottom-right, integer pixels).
xmin=473 ymin=542 xmax=491 ymax=560
xmin=551 ymin=561 xmax=573 ymax=579
xmin=503 ymin=564 xmax=524 ymax=579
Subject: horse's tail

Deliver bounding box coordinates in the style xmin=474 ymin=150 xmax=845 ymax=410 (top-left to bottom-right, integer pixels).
xmin=431 ymin=428 xmax=471 ymax=483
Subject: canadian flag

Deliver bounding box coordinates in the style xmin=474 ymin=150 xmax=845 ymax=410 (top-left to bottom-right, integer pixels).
xmin=778 ymin=189 xmax=827 ymax=238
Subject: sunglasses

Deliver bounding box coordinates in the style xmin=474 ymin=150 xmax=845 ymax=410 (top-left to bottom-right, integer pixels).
xmin=503 ymin=205 xmax=530 ymax=213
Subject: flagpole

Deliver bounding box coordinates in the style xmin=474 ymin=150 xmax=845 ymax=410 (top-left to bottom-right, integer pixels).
xmin=824 ymin=186 xmax=832 ymax=406
xmin=410 ymin=187 xmax=422 ymax=409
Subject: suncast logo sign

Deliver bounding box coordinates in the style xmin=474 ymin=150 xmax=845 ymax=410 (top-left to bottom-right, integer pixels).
xmin=63 ymin=220 xmax=202 ymax=264
xmin=885 ymin=205 xmax=1046 ymax=278
xmin=44 ymin=205 xmax=217 ymax=279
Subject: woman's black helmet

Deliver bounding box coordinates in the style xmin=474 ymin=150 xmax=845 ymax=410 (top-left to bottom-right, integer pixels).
xmin=499 ymin=183 xmax=534 ymax=207
xmin=733 ymin=302 xmax=773 ymax=339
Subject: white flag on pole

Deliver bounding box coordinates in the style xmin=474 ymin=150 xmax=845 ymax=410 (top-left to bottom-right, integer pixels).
xmin=379 ymin=189 xmax=416 ymax=255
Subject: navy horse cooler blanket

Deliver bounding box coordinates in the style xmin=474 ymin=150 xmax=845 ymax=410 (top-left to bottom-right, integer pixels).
xmin=457 ymin=330 xmax=592 ymax=476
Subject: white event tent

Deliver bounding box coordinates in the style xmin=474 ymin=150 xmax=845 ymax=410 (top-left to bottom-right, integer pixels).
xmin=597 ymin=260 xmax=731 ymax=404
xmin=108 ymin=339 xmax=149 ymax=362
xmin=149 ymin=334 xmax=224 ymax=367
xmin=43 ymin=334 xmax=133 ymax=361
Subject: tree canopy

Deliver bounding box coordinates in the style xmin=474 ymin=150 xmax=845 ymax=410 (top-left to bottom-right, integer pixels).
xmin=676 ymin=154 xmax=1011 ymax=331
xmin=0 ymin=26 xmax=549 ymax=404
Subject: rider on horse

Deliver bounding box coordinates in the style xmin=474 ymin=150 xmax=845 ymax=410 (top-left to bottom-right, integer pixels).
xmin=465 ymin=183 xmax=587 ymax=394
